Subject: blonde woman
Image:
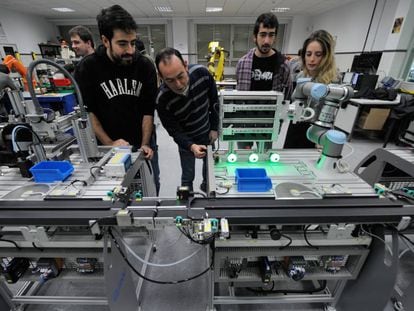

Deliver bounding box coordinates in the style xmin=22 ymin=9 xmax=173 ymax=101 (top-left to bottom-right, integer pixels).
xmin=284 ymin=29 xmax=339 ymax=148
xmin=298 ymin=29 xmax=339 ymax=83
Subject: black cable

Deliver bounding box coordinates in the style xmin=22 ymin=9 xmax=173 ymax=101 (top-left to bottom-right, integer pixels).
xmin=216 ymin=187 xmax=230 ymax=195
xmin=66 ymin=179 xmax=87 ymax=189
xmin=384 ymin=223 xmax=414 ymax=241
xmin=398 ymin=232 xmax=414 ymax=246
xmin=387 ymin=225 xmax=414 ymax=247
xmin=390 ymin=190 xmax=414 ymax=204
xmin=144 ymin=159 xmax=153 ymax=175
xmin=23 ymin=126 xmax=48 ymax=157
xmin=32 ymin=242 xmax=44 ymax=252
xmin=279 ymin=234 xmax=292 ymax=250
xmin=304 ymin=225 xmax=319 ymax=249
xmin=0 ymin=238 xmax=21 ymax=250
xmin=108 ymin=228 xmax=213 ymax=284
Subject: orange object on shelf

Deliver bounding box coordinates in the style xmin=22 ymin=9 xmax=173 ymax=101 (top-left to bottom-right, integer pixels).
xmin=2 ymin=55 xmax=36 ymax=91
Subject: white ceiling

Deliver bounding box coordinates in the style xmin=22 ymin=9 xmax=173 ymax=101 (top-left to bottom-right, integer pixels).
xmin=0 ymin=0 xmax=357 ymax=20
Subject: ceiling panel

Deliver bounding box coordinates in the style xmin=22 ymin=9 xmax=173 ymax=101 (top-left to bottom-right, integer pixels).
xmin=188 ymin=1 xmax=207 ymax=16
xmin=222 ymin=0 xmax=244 ymax=13
xmin=0 ymin=0 xmax=357 ymax=19
xmin=206 ymin=0 xmax=226 ymax=6
xmin=236 ymin=0 xmax=266 ymax=15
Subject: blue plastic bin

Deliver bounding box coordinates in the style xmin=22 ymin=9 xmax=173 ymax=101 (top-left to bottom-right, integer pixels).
xmin=30 ymin=161 xmax=74 ymax=183
xmin=235 ymin=168 xmax=272 ymax=192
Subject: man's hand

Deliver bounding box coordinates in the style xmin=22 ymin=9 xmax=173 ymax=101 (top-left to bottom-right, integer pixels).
xmin=209 ymin=130 xmax=218 ymax=145
xmin=112 ymin=139 xmax=130 ymax=146
xmin=140 ymin=145 xmax=154 ymax=160
xmin=190 ymin=144 xmax=207 ymax=158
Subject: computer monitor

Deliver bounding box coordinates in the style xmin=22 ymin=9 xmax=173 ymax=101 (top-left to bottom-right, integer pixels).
xmin=350 ymin=52 xmax=382 ymax=74
xmin=343 ymin=72 xmax=354 ymax=84
xmin=354 ymin=74 xmax=379 ymax=91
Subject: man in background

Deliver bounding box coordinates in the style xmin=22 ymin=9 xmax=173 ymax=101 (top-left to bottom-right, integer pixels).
xmin=236 ymin=12 xmax=292 ymax=150
xmin=69 ymin=25 xmax=95 ymax=57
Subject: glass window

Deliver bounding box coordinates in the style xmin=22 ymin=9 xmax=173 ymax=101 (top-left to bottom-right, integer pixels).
xmin=197 ymin=24 xmax=231 ymax=64
xmin=137 ymin=26 xmax=150 ymax=48
xmin=150 ymin=25 xmax=166 ymax=56
xmin=197 ymin=23 xmax=286 ymax=66
xmin=59 ymin=24 xmax=166 ymax=58
xmin=233 ymin=25 xmax=254 ymax=59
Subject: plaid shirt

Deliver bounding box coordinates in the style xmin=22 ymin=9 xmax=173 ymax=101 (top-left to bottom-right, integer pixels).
xmin=236 ymin=48 xmax=293 ymax=98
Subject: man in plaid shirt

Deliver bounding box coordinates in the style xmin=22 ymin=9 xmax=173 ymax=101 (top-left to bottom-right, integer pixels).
xmin=236 ymin=13 xmax=292 ymax=149
xmin=236 ymin=13 xmax=292 ymax=96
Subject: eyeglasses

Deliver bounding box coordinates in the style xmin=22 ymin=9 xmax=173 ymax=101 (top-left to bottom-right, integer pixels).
xmin=258 ymin=32 xmax=276 ymax=38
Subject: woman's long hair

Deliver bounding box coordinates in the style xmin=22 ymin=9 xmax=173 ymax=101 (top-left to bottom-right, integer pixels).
xmin=301 ymin=30 xmax=337 ymax=84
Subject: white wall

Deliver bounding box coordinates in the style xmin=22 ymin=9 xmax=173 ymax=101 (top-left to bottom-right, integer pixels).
xmin=311 ymin=0 xmax=375 ymax=53
xmin=171 ymin=18 xmax=189 ymax=61
xmin=284 ymin=15 xmax=311 ymax=55
xmin=308 ymin=0 xmax=375 ymax=72
xmin=379 ymin=0 xmax=414 ymax=77
xmin=0 ymin=8 xmax=58 ymax=65
xmin=183 ymin=0 xmax=413 ymax=77
xmin=306 ymin=0 xmax=414 ymax=77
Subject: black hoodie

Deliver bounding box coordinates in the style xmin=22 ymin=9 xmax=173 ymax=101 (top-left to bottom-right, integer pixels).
xmin=75 ymin=45 xmax=157 ymax=146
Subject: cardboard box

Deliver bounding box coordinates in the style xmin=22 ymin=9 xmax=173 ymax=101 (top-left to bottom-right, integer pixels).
xmin=357 ymin=108 xmax=390 ymax=130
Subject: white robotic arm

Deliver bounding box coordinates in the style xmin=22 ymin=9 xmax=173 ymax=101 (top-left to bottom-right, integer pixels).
xmin=292 ymin=80 xmax=354 ymax=171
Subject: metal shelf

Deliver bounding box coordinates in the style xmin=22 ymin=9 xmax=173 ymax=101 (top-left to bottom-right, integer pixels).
xmin=217 ymin=266 xmax=353 ymax=283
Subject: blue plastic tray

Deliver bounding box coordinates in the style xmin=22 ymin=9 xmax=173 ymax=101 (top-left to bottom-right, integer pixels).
xmin=30 ymin=161 xmax=74 ymax=183
xmin=235 ymin=168 xmax=272 ymax=192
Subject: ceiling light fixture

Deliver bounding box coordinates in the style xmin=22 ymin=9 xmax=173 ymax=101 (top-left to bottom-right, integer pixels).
xmin=271 ymin=7 xmax=290 ymax=13
xmin=206 ymin=7 xmax=223 ymax=12
xmin=155 ymin=6 xmax=173 ymax=12
xmin=52 ymin=8 xmax=75 ymax=12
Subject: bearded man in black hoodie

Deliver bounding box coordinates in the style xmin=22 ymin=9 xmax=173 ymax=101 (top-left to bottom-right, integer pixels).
xmin=75 ymin=5 xmax=160 ymax=194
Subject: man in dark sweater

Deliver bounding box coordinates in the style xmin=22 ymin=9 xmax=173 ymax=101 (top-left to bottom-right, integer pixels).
xmin=75 ymin=5 xmax=160 ymax=193
xmin=156 ymin=48 xmax=219 ymax=192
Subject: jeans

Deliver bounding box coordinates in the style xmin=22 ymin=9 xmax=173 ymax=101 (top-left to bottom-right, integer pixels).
xmin=178 ymin=146 xmax=206 ymax=192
